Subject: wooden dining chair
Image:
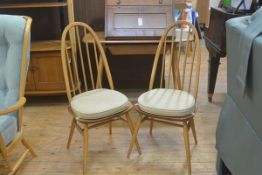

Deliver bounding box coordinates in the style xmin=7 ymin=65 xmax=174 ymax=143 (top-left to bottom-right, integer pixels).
xmin=0 ymin=15 xmax=36 ymax=174
xmin=127 ymin=21 xmax=201 ymax=175
xmin=61 ymin=22 xmax=141 ymax=175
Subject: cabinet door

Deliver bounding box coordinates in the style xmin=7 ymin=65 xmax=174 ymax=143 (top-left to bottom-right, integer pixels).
xmin=31 ymin=51 xmax=65 ymax=91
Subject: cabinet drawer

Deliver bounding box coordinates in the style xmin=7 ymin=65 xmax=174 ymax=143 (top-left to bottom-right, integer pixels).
xmin=106 ymin=0 xmax=172 ymax=6
xmin=105 ymin=6 xmax=173 ymax=37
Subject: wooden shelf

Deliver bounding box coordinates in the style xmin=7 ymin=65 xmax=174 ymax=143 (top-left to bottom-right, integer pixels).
xmin=31 ymin=40 xmax=61 ymax=52
xmin=0 ymin=2 xmax=67 ymax=9
xmin=25 ymin=90 xmax=66 ymax=96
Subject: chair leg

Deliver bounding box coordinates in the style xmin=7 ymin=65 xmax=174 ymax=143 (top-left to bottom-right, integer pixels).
xmin=0 ymin=136 xmax=12 ymax=172
xmin=67 ymin=118 xmax=76 ymax=149
xmin=183 ymin=122 xmax=192 ymax=175
xmin=190 ymin=119 xmax=198 ymax=145
xmin=125 ymin=113 xmax=141 ymax=155
xmin=12 ymin=149 xmax=30 ymax=174
xmin=21 ymin=138 xmax=37 ymax=157
xmin=109 ymin=122 xmax=112 ymax=135
xmin=127 ymin=114 xmax=142 ymax=158
xmin=83 ymin=124 xmax=89 ymax=175
xmin=149 ymin=118 xmax=154 ymax=135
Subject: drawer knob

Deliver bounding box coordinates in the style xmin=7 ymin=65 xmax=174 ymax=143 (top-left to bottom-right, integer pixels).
xmin=116 ymin=0 xmax=121 ymax=4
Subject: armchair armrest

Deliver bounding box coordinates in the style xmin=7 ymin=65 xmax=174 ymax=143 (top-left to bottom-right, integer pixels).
xmin=0 ymin=97 xmax=26 ymax=116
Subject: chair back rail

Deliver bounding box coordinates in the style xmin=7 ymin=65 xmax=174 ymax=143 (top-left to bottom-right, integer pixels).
xmin=149 ymin=20 xmax=201 ymax=100
xmin=61 ymin=22 xmax=114 ymax=103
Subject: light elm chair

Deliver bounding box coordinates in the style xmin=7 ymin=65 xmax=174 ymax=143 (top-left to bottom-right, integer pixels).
xmin=61 ymin=22 xmax=141 ymax=175
xmin=0 ymin=15 xmax=36 ymax=174
xmin=128 ymin=21 xmax=201 ymax=175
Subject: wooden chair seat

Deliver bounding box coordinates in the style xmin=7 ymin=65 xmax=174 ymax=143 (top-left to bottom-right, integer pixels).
xmin=71 ymin=88 xmax=129 ymax=120
xmin=138 ymin=88 xmax=195 ymax=117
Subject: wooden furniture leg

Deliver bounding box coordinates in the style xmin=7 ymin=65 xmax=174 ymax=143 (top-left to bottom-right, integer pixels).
xmin=0 ymin=138 xmax=12 ymax=171
xmin=127 ymin=114 xmax=142 ymax=158
xmin=83 ymin=124 xmax=89 ymax=175
xmin=12 ymin=149 xmax=30 ymax=174
xmin=67 ymin=118 xmax=76 ymax=149
xmin=208 ymin=54 xmax=221 ymax=102
xmin=125 ymin=113 xmax=142 ymax=155
xmin=149 ymin=119 xmax=154 ymax=135
xmin=21 ymin=138 xmax=37 ymax=157
xmin=109 ymin=122 xmax=112 ymax=135
xmin=190 ymin=119 xmax=198 ymax=144
xmin=183 ymin=121 xmax=191 ymax=175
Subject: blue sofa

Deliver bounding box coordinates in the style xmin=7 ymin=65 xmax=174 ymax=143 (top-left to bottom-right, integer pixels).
xmin=216 ymin=9 xmax=262 ymax=175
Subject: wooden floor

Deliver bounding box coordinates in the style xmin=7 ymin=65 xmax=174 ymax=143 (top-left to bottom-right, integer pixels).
xmin=0 ymin=47 xmax=227 ymax=175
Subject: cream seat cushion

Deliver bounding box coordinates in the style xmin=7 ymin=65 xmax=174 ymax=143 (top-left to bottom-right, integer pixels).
xmin=71 ymin=89 xmax=129 ymax=119
xmin=138 ymin=88 xmax=195 ymax=117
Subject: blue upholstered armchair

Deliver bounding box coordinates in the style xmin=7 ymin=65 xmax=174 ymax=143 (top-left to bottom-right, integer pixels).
xmin=0 ymin=15 xmax=36 ymax=174
xmin=216 ymin=9 xmax=262 ymax=175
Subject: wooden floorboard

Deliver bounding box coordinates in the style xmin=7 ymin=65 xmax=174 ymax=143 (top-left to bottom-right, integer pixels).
xmin=0 ymin=47 xmax=227 ymax=175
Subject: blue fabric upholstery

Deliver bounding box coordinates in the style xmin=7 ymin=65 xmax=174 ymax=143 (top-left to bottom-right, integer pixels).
xmin=0 ymin=116 xmax=17 ymax=145
xmin=0 ymin=15 xmax=27 ymax=145
xmin=216 ymin=12 xmax=262 ymax=175
xmin=236 ymin=8 xmax=262 ymax=95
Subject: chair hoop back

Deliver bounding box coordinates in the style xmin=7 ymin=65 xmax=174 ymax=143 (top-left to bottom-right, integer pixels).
xmin=149 ymin=20 xmax=201 ymax=99
xmin=61 ymin=22 xmax=114 ymax=103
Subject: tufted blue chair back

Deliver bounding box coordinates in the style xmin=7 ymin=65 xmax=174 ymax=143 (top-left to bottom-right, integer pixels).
xmin=0 ymin=15 xmax=29 ymax=114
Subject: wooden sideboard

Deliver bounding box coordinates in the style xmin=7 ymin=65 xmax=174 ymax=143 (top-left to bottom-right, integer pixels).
xmin=0 ymin=0 xmax=74 ymax=96
xmin=26 ymin=41 xmax=66 ymax=95
xmin=105 ymin=0 xmax=173 ymax=38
